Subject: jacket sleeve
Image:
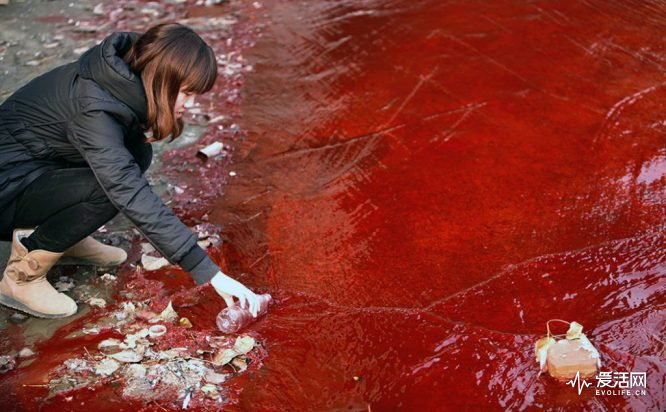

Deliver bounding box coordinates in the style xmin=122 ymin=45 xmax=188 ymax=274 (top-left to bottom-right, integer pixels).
xmin=67 ymin=108 xmax=219 ymax=284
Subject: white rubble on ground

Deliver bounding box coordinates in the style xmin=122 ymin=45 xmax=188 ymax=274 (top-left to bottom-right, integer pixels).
xmin=141 ymin=254 xmax=170 ymax=271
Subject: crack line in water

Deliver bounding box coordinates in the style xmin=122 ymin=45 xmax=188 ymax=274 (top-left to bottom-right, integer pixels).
xmin=267 ymin=102 xmax=478 ymax=161
xmin=423 ymin=224 xmax=666 ymax=311
xmin=382 ymin=65 xmax=440 ymax=129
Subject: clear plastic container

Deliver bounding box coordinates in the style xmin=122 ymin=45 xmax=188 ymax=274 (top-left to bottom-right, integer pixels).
xmin=216 ymin=293 xmax=272 ymax=333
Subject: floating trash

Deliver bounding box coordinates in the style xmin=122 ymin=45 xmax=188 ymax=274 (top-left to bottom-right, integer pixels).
xmin=98 ymin=338 xmax=123 ymax=355
xmin=100 ymin=273 xmax=117 ymax=283
xmin=179 ymin=317 xmax=193 ymax=328
xmin=18 ymin=348 xmax=35 ymax=358
xmin=87 ymin=297 xmax=106 ymax=308
xmin=95 ymin=358 xmax=120 ymax=376
xmin=151 ymin=301 xmax=179 ymax=323
xmin=213 ymin=336 xmax=256 ymax=365
xmin=108 ymin=350 xmax=143 ymax=363
xmin=141 ymin=254 xmax=170 ymax=271
xmin=0 ymin=355 xmax=16 ymax=373
xmin=535 ymin=320 xmax=601 ymax=381
xmin=149 ymin=324 xmax=167 ymax=338
xmin=54 ymin=276 xmax=75 ymax=292
xmin=197 ymin=141 xmax=224 ymax=159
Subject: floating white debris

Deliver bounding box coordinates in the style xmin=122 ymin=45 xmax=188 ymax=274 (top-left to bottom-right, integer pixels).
xmin=87 ymin=297 xmax=106 ymax=308
xmin=64 ymin=358 xmax=90 ymax=372
xmin=535 ymin=320 xmax=601 ymax=380
xmin=108 ymin=350 xmax=143 ymax=363
xmin=182 ymin=389 xmax=192 ymax=409
xmin=126 ymin=364 xmax=146 ymax=378
xmin=208 ymin=115 xmax=228 ymax=124
xmin=231 ymin=357 xmax=248 ymax=372
xmin=234 ymin=336 xmax=256 ymax=354
xmin=229 ymin=171 xmax=237 ymax=177
xmin=18 ymin=348 xmax=35 ymax=358
xmin=98 ymin=338 xmax=123 ymax=354
xmin=141 ymin=254 xmax=169 ymax=271
xmin=123 ymin=329 xmax=149 ymax=349
xmin=140 ymin=242 xmax=155 ymax=254
xmin=0 ymin=355 xmax=16 ymax=373
xmin=73 ymin=46 xmax=89 ymax=56
xmin=100 ymin=273 xmax=117 ymax=283
xmin=213 ymin=336 xmax=256 ymax=365
xmin=54 ymin=276 xmax=75 ymax=292
xmin=204 ymin=370 xmax=227 ymax=384
xmin=149 ymin=324 xmax=167 ymax=338
xmin=197 ymin=141 xmax=224 ymax=158
xmin=92 ymin=3 xmax=104 ymax=15
xmin=9 ymin=313 xmax=28 ymax=322
xmin=95 ymin=358 xmax=120 ymax=376
xmin=151 ymin=301 xmax=179 ymax=323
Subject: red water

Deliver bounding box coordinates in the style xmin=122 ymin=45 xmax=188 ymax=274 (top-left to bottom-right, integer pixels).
xmin=212 ymin=0 xmax=665 ymax=410
xmin=2 ymin=0 xmax=666 ymax=410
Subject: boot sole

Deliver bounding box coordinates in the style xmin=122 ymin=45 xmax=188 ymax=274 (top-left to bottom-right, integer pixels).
xmin=55 ymin=256 xmax=126 ymax=267
xmin=0 ymin=294 xmax=77 ymax=319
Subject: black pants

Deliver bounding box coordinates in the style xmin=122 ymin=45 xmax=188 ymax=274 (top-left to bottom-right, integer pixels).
xmin=0 ymin=168 xmax=118 ymax=252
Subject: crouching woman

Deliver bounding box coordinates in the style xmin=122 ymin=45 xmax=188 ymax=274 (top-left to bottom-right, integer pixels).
xmin=0 ymin=23 xmax=260 ymax=318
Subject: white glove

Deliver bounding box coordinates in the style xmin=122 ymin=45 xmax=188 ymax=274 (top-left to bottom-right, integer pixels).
xmin=210 ymin=271 xmax=259 ymax=317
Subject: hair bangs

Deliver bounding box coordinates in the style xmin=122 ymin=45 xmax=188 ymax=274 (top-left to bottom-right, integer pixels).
xmin=183 ymin=46 xmax=217 ymax=94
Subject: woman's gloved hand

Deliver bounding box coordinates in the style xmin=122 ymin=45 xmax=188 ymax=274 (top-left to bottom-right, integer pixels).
xmin=210 ymin=271 xmax=260 ymax=317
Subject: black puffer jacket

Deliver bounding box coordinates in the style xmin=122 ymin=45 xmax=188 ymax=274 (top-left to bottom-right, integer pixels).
xmin=0 ymin=32 xmax=218 ymax=285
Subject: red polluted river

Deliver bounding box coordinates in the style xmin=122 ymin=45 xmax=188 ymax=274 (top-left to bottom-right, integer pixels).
xmin=1 ymin=0 xmax=666 ymax=410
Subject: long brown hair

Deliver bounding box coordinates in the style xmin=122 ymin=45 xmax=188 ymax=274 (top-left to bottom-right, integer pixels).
xmin=123 ymin=23 xmax=218 ymax=141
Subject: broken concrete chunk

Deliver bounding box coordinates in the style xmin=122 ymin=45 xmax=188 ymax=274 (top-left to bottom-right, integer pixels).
xmin=200 ymin=383 xmax=220 ymax=399
xmin=87 ymin=297 xmax=106 ymax=308
xmin=204 ymin=370 xmax=227 ymax=384
xmin=8 ymin=312 xmax=28 ymax=324
xmin=150 ymin=301 xmax=179 ymax=323
xmin=213 ymin=348 xmax=237 ymax=366
xmin=55 ymin=276 xmax=75 ymax=292
xmin=141 ymin=254 xmax=169 ymax=271
xmin=0 ymin=355 xmax=16 ymax=373
xmin=92 ymin=3 xmax=104 ymax=15
xmin=18 ymin=348 xmax=35 ymax=358
xmin=100 ymin=273 xmax=117 ymax=283
xmin=234 ymin=336 xmax=256 ymax=355
xmin=98 ymin=338 xmax=123 ymax=354
xmin=64 ymin=358 xmax=91 ymax=372
xmin=231 ymin=357 xmax=248 ymax=372
xmin=108 ymin=350 xmax=143 ymax=363
xmin=140 ymin=242 xmax=155 ymax=254
xmin=213 ymin=336 xmax=256 ymax=365
xmin=95 ymin=358 xmax=120 ymax=376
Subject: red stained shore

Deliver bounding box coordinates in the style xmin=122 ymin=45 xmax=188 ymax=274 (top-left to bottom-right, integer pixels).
xmin=2 ymin=0 xmax=666 ymax=410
